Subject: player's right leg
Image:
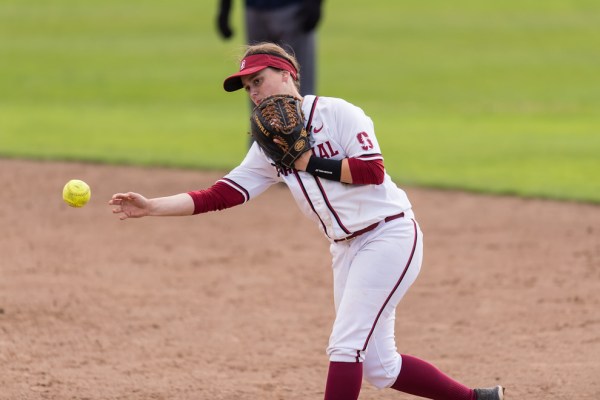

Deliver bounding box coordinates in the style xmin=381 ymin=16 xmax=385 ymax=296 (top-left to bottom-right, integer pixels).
xmin=327 ymin=217 xmax=422 ymax=364
xmin=324 ymin=217 xmax=422 ymax=399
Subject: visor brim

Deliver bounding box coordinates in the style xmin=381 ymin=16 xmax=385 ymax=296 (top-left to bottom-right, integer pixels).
xmin=223 ymin=66 xmax=268 ymax=92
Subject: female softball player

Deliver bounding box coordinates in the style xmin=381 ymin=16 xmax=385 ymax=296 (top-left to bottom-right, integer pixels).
xmin=109 ymin=42 xmax=505 ymax=400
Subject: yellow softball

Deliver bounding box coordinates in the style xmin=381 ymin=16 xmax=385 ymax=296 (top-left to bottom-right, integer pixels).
xmin=62 ymin=179 xmax=91 ymax=208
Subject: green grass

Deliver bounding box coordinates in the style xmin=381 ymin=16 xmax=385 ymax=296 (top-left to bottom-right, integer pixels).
xmin=1 ymin=0 xmax=599 ymax=202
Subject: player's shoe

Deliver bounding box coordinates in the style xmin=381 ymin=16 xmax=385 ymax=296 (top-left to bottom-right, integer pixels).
xmin=474 ymin=385 xmax=505 ymax=400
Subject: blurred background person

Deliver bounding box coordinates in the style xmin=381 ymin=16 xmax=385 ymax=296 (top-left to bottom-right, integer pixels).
xmin=216 ymin=0 xmax=324 ymax=96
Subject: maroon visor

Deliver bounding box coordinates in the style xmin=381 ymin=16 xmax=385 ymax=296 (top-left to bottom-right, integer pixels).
xmin=223 ymin=54 xmax=298 ymax=92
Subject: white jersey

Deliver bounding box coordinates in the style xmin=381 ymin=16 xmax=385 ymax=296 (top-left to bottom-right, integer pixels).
xmin=221 ymin=95 xmax=412 ymax=242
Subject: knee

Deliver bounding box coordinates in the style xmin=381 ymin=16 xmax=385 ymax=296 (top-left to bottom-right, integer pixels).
xmin=363 ymin=355 xmax=401 ymax=389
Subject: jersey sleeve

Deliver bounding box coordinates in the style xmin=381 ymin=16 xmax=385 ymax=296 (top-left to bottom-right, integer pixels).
xmin=187 ymin=180 xmax=245 ymax=214
xmin=332 ymin=98 xmax=382 ymax=160
xmin=347 ymin=158 xmax=385 ymax=185
xmin=219 ymin=142 xmax=281 ymax=202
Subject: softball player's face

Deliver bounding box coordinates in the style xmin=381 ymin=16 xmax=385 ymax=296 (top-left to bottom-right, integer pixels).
xmin=241 ymin=68 xmax=291 ymax=106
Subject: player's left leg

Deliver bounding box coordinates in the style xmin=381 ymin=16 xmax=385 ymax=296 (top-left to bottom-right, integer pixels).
xmin=390 ymin=354 xmax=476 ymax=400
xmin=361 ymin=308 xmax=477 ymax=398
xmin=392 ymin=359 xmax=506 ymax=400
xmin=362 ymin=312 xmax=479 ymax=400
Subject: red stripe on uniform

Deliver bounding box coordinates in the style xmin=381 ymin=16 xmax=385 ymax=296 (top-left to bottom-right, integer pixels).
xmin=220 ymin=178 xmax=250 ymax=202
xmin=313 ymin=176 xmax=352 ymax=234
xmin=306 ymin=96 xmax=319 ymax=131
xmin=293 ymin=170 xmax=330 ymax=237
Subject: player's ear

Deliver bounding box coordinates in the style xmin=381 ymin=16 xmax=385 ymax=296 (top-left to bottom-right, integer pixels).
xmin=281 ymin=70 xmax=291 ymax=83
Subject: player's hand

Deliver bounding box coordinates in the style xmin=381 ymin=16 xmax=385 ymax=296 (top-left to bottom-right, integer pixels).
xmin=298 ymin=0 xmax=323 ymax=33
xmin=109 ymin=192 xmax=150 ymax=220
xmin=217 ymin=0 xmax=234 ymax=39
xmin=217 ymin=15 xmax=233 ymax=39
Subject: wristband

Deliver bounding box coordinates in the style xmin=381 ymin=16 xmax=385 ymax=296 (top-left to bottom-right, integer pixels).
xmin=305 ymin=156 xmax=342 ymax=181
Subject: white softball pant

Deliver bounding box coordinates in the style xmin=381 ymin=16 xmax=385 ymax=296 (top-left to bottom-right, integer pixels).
xmin=326 ymin=212 xmax=423 ymax=389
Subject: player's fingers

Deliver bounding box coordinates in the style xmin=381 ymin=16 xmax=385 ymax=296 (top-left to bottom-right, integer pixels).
xmin=109 ymin=195 xmax=126 ymax=205
xmin=111 ymin=192 xmax=136 ymax=200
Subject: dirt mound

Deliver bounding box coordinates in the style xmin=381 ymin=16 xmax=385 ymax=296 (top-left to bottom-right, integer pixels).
xmin=1 ymin=158 xmax=598 ymax=399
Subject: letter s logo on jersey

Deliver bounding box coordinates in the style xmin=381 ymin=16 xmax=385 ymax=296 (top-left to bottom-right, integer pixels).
xmin=357 ymin=132 xmax=374 ymax=151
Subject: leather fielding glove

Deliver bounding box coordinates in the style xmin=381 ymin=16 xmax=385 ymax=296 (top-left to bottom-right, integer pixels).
xmin=250 ymin=95 xmax=310 ymax=169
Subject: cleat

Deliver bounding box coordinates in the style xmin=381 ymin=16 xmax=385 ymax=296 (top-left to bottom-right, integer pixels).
xmin=474 ymin=385 xmax=505 ymax=400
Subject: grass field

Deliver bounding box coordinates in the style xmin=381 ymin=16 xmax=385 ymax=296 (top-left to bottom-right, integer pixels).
xmin=1 ymin=0 xmax=599 ymax=202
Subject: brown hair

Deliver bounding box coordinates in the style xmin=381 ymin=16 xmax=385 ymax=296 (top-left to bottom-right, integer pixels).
xmin=242 ymin=42 xmax=301 ymax=91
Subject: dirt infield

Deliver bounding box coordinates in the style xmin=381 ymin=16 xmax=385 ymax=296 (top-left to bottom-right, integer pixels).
xmin=1 ymin=158 xmax=599 ymax=400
